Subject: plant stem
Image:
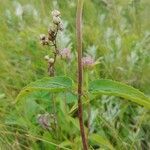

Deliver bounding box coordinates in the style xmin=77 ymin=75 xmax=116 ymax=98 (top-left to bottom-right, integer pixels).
xmin=76 ymin=0 xmax=88 ymax=150
xmin=48 ymin=30 xmax=59 ymax=140
xmin=48 ymin=28 xmax=59 ymax=77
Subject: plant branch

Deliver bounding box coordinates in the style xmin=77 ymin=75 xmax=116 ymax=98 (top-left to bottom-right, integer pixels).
xmin=76 ymin=0 xmax=88 ymax=149
xmin=48 ymin=28 xmax=59 ymax=77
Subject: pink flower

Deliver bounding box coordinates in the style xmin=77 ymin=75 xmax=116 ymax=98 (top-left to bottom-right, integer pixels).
xmin=59 ymin=48 xmax=71 ymax=60
xmin=82 ymin=56 xmax=95 ymax=68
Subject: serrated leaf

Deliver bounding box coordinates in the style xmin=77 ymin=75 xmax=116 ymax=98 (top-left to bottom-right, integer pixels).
xmin=15 ymin=76 xmax=73 ymax=102
xmin=89 ymin=79 xmax=150 ymax=109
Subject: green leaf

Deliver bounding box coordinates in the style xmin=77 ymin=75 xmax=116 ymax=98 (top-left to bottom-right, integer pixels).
xmin=15 ymin=76 xmax=73 ymax=102
xmin=90 ymin=134 xmax=115 ymax=150
xmin=89 ymin=79 xmax=150 ymax=109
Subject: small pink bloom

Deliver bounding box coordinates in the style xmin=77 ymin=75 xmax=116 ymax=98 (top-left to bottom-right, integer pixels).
xmin=82 ymin=56 xmax=95 ymax=68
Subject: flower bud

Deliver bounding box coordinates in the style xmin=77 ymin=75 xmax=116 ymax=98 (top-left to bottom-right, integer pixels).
xmin=51 ymin=10 xmax=61 ymax=17
xmin=53 ymin=16 xmax=61 ymax=25
xmin=44 ymin=55 xmax=49 ymax=60
xmin=48 ymin=58 xmax=54 ymax=63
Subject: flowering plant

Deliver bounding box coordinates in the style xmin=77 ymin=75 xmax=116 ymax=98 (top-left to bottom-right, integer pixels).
xmin=15 ymin=2 xmax=150 ymax=150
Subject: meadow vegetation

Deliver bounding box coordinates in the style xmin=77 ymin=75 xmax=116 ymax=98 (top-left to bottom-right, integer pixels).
xmin=0 ymin=0 xmax=150 ymax=149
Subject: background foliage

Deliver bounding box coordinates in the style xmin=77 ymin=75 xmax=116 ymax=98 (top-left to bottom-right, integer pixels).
xmin=0 ymin=0 xmax=150 ymax=149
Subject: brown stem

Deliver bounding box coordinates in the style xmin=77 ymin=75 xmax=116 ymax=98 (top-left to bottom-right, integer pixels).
xmin=48 ymin=28 xmax=59 ymax=77
xmin=47 ymin=28 xmax=59 ymax=141
xmin=76 ymin=0 xmax=88 ymax=150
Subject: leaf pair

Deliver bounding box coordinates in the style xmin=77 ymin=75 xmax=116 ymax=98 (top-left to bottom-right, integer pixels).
xmin=16 ymin=76 xmax=150 ymax=109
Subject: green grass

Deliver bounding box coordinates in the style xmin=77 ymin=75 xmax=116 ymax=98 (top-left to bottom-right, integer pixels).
xmin=0 ymin=0 xmax=150 ymax=149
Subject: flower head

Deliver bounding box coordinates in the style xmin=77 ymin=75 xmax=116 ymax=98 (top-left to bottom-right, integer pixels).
xmin=82 ymin=56 xmax=95 ymax=68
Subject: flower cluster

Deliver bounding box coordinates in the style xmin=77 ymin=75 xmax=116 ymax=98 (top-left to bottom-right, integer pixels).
xmin=40 ymin=10 xmax=72 ymax=76
xmin=40 ymin=10 xmax=65 ymax=76
xmin=40 ymin=10 xmax=63 ymax=46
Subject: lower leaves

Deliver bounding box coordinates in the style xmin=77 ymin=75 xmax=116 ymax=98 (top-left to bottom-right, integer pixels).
xmin=12 ymin=76 xmax=150 ymax=149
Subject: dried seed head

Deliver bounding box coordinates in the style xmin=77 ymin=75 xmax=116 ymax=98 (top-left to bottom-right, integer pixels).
xmin=48 ymin=26 xmax=56 ymax=35
xmin=48 ymin=35 xmax=53 ymax=41
xmin=53 ymin=16 xmax=61 ymax=25
xmin=40 ymin=40 xmax=49 ymax=46
xmin=51 ymin=10 xmax=61 ymax=17
xmin=48 ymin=30 xmax=54 ymax=36
xmin=44 ymin=55 xmax=49 ymax=60
xmin=58 ymin=22 xmax=64 ymax=31
xmin=45 ymin=38 xmax=49 ymax=44
xmin=40 ymin=34 xmax=46 ymax=40
xmin=48 ymin=34 xmax=55 ymax=42
xmin=48 ymin=58 xmax=54 ymax=63
xmin=40 ymin=35 xmax=49 ymax=46
xmin=48 ymin=26 xmax=57 ymax=41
